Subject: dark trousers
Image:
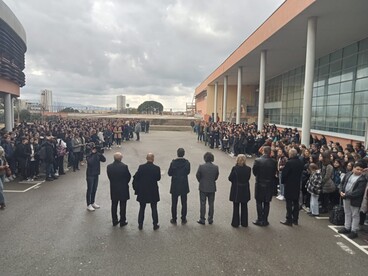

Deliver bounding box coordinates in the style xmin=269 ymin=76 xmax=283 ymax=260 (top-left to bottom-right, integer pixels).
xmin=286 ymin=199 xmax=299 ymax=222
xmin=86 ymin=175 xmax=99 ymax=206
xmin=28 ymin=160 xmax=37 ymax=178
xmin=73 ymin=152 xmax=80 ymax=171
xmin=138 ymin=202 xmax=158 ymax=226
xmin=135 ymin=132 xmax=140 ymax=141
xmin=111 ymin=200 xmax=127 ymax=224
xmin=171 ymin=194 xmax=187 ymax=221
xmin=232 ymin=202 xmax=248 ymax=227
xmin=18 ymin=158 xmax=27 ymax=180
xmin=199 ymin=191 xmax=215 ymax=223
xmin=256 ymin=200 xmax=270 ymax=223
xmin=57 ymin=156 xmax=64 ymax=174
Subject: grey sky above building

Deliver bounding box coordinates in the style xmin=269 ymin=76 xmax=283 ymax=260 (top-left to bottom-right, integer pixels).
xmin=3 ymin=0 xmax=284 ymax=110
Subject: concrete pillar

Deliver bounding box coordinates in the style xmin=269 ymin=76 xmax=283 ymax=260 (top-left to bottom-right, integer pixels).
xmin=4 ymin=93 xmax=12 ymax=131
xmin=10 ymin=97 xmax=14 ymax=128
xmin=258 ymin=50 xmax=267 ymax=129
xmin=236 ymin=67 xmax=242 ymax=124
xmin=214 ymin=82 xmax=218 ymax=122
xmin=223 ymin=76 xmax=228 ymax=121
xmin=301 ymin=17 xmax=317 ymax=146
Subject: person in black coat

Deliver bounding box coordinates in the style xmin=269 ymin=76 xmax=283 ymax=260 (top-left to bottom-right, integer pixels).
xmin=133 ymin=153 xmax=161 ymax=230
xmin=252 ymin=146 xmax=277 ymax=226
xmin=228 ymin=154 xmax=251 ymax=227
xmin=168 ymin=148 xmax=190 ymax=224
xmin=85 ymin=145 xmax=106 ymax=211
xmin=280 ymin=149 xmax=304 ymax=226
xmin=107 ymin=152 xmax=131 ymax=227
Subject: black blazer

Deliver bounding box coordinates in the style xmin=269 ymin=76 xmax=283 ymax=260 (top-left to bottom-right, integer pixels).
xmin=107 ymin=161 xmax=131 ymax=201
xmin=252 ymin=155 xmax=277 ymax=202
xmin=228 ymin=165 xmax=251 ymax=203
xmin=133 ymin=162 xmax=161 ymax=203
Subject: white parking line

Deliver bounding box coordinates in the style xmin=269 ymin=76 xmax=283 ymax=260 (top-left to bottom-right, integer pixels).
xmin=328 ymin=225 xmax=368 ymax=256
xmin=4 ymin=181 xmax=44 ymax=193
xmin=336 ymin=242 xmax=355 ymax=255
xmin=315 ymin=216 xmax=329 ymax=219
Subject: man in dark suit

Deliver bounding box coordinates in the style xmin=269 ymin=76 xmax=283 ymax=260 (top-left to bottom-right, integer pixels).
xmin=252 ymin=146 xmax=277 ymax=226
xmin=133 ymin=153 xmax=161 ymax=230
xmin=280 ymin=148 xmax=304 ymax=226
xmin=196 ymin=152 xmax=219 ymax=225
xmin=168 ymin=148 xmax=190 ymax=224
xmin=107 ymin=152 xmax=131 ymax=227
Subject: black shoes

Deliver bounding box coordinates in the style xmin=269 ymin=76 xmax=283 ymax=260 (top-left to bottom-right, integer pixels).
xmin=197 ymin=220 xmax=205 ymax=225
xmin=252 ymin=220 xmax=264 ymax=226
xmin=170 ymin=219 xmax=177 ymax=225
xmin=338 ymin=228 xmax=351 ymax=234
xmin=0 ymin=203 xmax=6 ymax=210
xmin=292 ymin=220 xmax=298 ymax=226
xmin=347 ymin=231 xmax=358 ymax=239
xmin=153 ymin=224 xmax=160 ymax=230
xmin=45 ymin=177 xmax=54 ymax=181
xmin=181 ymin=218 xmax=187 ymax=224
xmin=120 ymin=221 xmax=128 ymax=227
xmin=112 ymin=221 xmax=119 ymax=227
xmin=280 ymin=220 xmax=293 ymax=226
xmin=138 ymin=224 xmax=143 ymax=230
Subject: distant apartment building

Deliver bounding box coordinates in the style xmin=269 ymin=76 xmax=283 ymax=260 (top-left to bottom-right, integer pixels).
xmin=40 ymin=89 xmax=53 ymax=112
xmin=116 ymin=95 xmax=126 ymax=112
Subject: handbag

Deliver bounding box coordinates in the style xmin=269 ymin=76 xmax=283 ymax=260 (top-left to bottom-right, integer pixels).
xmin=329 ymin=198 xmax=344 ymax=226
xmin=5 ymin=167 xmax=11 ymax=177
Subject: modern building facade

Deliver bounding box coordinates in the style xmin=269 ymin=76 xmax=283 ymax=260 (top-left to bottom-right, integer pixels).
xmin=116 ymin=95 xmax=126 ymax=112
xmin=195 ymin=0 xmax=368 ymax=146
xmin=40 ymin=89 xmax=53 ymax=112
xmin=0 ymin=0 xmax=26 ymax=130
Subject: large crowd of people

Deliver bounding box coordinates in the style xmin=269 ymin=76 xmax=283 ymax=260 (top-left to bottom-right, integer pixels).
xmin=193 ymin=121 xmax=368 ymax=239
xmin=0 ymin=118 xmax=367 ymax=241
xmin=0 ymin=118 xmax=149 ymax=209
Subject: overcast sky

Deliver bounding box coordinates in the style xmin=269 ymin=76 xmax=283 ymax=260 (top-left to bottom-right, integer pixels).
xmin=4 ymin=0 xmax=284 ymax=111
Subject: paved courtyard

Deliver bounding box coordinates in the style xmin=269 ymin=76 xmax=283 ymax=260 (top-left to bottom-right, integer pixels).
xmin=1 ymin=131 xmax=367 ymax=276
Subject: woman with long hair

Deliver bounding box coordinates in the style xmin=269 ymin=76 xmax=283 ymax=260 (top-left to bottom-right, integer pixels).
xmin=228 ymin=154 xmax=251 ymax=227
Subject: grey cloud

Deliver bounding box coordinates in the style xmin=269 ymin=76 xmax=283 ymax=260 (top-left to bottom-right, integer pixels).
xmin=4 ymin=0 xmax=284 ymax=109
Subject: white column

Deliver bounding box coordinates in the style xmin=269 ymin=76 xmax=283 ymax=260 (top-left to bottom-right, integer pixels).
xmin=258 ymin=50 xmax=267 ymax=128
xmin=4 ymin=94 xmax=12 ymax=131
xmin=236 ymin=67 xmax=242 ymax=124
xmin=301 ymin=17 xmax=317 ymax=146
xmin=11 ymin=97 xmax=14 ymax=128
xmin=223 ymin=76 xmax=228 ymax=121
xmin=214 ymin=82 xmax=218 ymax=122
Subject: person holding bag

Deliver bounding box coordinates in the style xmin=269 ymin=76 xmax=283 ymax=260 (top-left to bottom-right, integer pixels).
xmin=228 ymin=154 xmax=251 ymax=227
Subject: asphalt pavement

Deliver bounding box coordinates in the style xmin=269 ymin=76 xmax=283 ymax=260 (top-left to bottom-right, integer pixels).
xmin=1 ymin=131 xmax=367 ymax=276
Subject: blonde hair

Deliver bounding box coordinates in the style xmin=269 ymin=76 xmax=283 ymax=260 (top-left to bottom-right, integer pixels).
xmin=236 ymin=154 xmax=246 ymax=166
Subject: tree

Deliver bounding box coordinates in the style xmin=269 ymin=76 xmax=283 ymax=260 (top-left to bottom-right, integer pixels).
xmin=59 ymin=107 xmax=79 ymax=113
xmin=19 ymin=109 xmax=31 ymax=121
xmin=137 ymin=101 xmax=163 ymax=114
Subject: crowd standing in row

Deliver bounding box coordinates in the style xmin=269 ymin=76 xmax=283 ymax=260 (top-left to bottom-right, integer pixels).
xmin=0 ymin=119 xmax=150 ymax=210
xmin=191 ymin=121 xmax=368 ymax=239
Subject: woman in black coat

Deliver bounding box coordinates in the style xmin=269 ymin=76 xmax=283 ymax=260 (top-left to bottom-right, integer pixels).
xmin=228 ymin=154 xmax=251 ymax=227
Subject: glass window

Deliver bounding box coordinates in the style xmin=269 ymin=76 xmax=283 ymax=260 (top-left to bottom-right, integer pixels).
xmin=319 ymin=55 xmax=330 ymax=67
xmin=357 ymin=51 xmax=368 ymax=66
xmin=319 ymin=66 xmax=329 ymax=76
xmin=338 ymin=105 xmax=352 ymax=117
xmin=359 ymin=38 xmax=368 ymax=51
xmin=353 ymin=104 xmax=368 ymax=118
xmin=340 ymin=81 xmax=353 ymax=93
xmin=343 ymin=43 xmax=358 ymax=57
xmin=354 ymin=91 xmax=368 ymax=104
xmin=327 ymin=94 xmax=339 ymax=105
xmin=341 ymin=69 xmax=354 ymax=81
xmin=330 ymin=49 xmax=342 ymax=62
xmin=355 ymin=77 xmax=368 ymax=91
xmin=328 ymin=73 xmax=341 ymax=84
xmin=357 ymin=65 xmax=368 ymax=79
xmin=342 ymin=55 xmax=357 ymax=69
xmin=338 ymin=118 xmax=352 ymax=130
xmin=316 ymin=106 xmax=326 ymax=117
xmin=326 ymin=105 xmax=338 ymax=117
xmin=330 ymin=61 xmax=341 ymax=73
xmin=339 ymin=93 xmax=353 ymax=105
xmin=328 ymin=83 xmax=340 ymax=94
